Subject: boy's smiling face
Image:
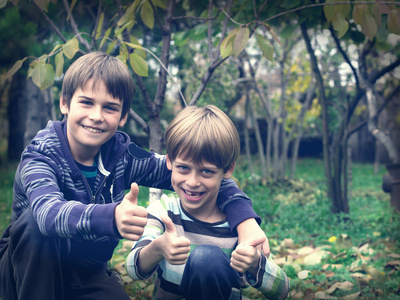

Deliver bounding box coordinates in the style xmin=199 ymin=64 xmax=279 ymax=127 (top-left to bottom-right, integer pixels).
xmin=60 ymin=79 xmax=127 ymax=165
xmin=166 ymin=154 xmax=235 ymax=222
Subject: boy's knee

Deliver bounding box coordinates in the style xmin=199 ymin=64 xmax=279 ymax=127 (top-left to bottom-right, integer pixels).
xmin=188 ymin=245 xmax=229 ymax=269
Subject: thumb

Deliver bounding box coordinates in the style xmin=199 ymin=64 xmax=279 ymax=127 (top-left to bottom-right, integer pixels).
xmin=125 ymin=182 xmax=139 ymax=205
xmin=161 ymin=215 xmax=178 ymax=236
xmin=244 ymin=236 xmax=265 ymax=248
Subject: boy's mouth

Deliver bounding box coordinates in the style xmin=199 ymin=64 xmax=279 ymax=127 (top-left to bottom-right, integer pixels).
xmin=83 ymin=125 xmax=104 ymax=133
xmin=183 ymin=189 xmax=204 ymax=200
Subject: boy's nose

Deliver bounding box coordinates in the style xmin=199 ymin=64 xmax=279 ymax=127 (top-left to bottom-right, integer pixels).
xmin=186 ymin=173 xmax=200 ymax=187
xmin=89 ymin=108 xmax=104 ymax=122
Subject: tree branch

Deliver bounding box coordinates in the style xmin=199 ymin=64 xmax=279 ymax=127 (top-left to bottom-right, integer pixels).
xmin=329 ymin=25 xmax=360 ymax=89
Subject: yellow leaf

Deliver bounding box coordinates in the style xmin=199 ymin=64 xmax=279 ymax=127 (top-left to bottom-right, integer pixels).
xmin=62 ymin=38 xmax=79 ymax=60
xmin=95 ymin=13 xmax=104 ymax=39
xmin=233 ymin=27 xmax=249 ymax=57
xmin=220 ymin=30 xmax=237 ymax=59
xmin=6 ymin=58 xmax=27 ymax=79
xmin=33 ymin=0 xmax=50 ymax=12
xmin=55 ymin=51 xmax=64 ymax=78
xmin=326 ymin=281 xmax=354 ymax=294
xmin=328 ymin=236 xmax=337 ymax=243
xmin=31 ymin=63 xmax=55 ymax=90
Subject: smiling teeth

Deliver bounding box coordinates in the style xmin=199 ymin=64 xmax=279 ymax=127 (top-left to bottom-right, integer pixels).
xmin=185 ymin=190 xmax=203 ymax=197
xmin=84 ymin=126 xmax=102 ymax=133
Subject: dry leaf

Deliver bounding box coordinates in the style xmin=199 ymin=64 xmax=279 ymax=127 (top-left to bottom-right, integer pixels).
xmin=297 ymin=246 xmax=314 ymax=256
xmin=339 ymin=292 xmax=361 ymax=299
xmin=303 ymin=250 xmax=330 ymax=265
xmin=298 ymin=270 xmax=312 ymax=279
xmin=326 ymin=281 xmax=354 ymax=294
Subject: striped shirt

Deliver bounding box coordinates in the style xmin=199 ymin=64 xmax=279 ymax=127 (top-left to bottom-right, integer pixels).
xmin=126 ymin=194 xmax=289 ymax=299
xmin=0 ymin=121 xmax=260 ymax=266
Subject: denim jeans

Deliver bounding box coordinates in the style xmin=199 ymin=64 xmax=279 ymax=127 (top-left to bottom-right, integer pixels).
xmin=0 ymin=207 xmax=130 ymax=300
xmin=180 ymin=245 xmax=242 ymax=300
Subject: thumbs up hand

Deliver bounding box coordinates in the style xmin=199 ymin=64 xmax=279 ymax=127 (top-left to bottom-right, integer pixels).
xmin=155 ymin=215 xmax=191 ymax=265
xmin=230 ymin=236 xmax=264 ymax=274
xmin=115 ymin=183 xmax=148 ymax=241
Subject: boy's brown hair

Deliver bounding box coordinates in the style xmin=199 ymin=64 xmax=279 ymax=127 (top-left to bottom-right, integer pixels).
xmin=61 ymin=52 xmax=135 ymax=119
xmin=165 ymin=105 xmax=240 ymax=172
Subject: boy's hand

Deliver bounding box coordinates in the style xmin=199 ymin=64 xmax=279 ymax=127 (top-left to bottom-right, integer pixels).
xmin=157 ymin=215 xmax=191 ymax=265
xmin=236 ymin=218 xmax=270 ymax=258
xmin=230 ymin=237 xmax=263 ymax=274
xmin=115 ymin=183 xmax=148 ymax=241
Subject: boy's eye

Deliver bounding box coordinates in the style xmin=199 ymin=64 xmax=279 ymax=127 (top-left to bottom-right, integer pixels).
xmin=81 ymin=100 xmax=93 ymax=105
xmin=202 ymin=169 xmax=213 ymax=175
xmin=178 ymin=165 xmax=189 ymax=171
xmin=105 ymin=105 xmax=117 ymax=111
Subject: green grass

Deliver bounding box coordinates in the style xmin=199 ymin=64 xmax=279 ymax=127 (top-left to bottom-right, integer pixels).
xmin=0 ymin=158 xmax=399 ymax=299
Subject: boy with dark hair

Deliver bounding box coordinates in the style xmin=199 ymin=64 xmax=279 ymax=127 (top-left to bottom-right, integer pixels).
xmin=126 ymin=105 xmax=289 ymax=300
xmin=0 ymin=53 xmax=266 ymax=300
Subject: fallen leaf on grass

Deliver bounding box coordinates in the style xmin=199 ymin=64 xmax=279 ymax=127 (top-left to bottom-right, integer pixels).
xmin=298 ymin=269 xmax=312 ymax=279
xmin=303 ymin=250 xmax=330 ymax=265
xmin=326 ymin=281 xmax=354 ymax=294
xmin=361 ymin=264 xmax=385 ymax=281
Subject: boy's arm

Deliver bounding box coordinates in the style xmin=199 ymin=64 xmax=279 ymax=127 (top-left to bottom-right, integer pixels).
xmin=217 ymin=178 xmax=270 ymax=256
xmin=134 ymin=215 xmax=190 ymax=277
xmin=231 ymin=242 xmax=290 ymax=300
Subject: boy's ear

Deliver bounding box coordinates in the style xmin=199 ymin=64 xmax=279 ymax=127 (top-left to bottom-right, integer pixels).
xmin=118 ymin=113 xmax=128 ymax=127
xmin=59 ymin=96 xmax=68 ymax=115
xmin=166 ymin=154 xmax=173 ymax=171
xmin=223 ymin=162 xmax=235 ymax=179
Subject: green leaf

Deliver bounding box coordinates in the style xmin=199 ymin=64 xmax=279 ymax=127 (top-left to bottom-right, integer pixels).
xmin=106 ymin=40 xmax=117 ymax=54
xmin=256 ymin=34 xmax=274 ymax=61
xmin=117 ymin=0 xmax=139 ymax=27
xmin=361 ymin=14 xmax=377 ymax=40
xmin=140 ymin=1 xmax=154 ymax=30
xmin=353 ymin=5 xmax=366 ymax=26
xmin=332 ymin=16 xmax=349 ymax=38
xmin=99 ymin=27 xmax=112 ymax=50
xmin=55 ymin=51 xmax=64 ymax=78
xmin=233 ymin=27 xmax=249 ymax=57
xmin=95 ymin=13 xmax=104 ymax=39
xmin=6 ymin=58 xmax=27 ymax=79
xmin=0 ymin=0 xmax=8 ymax=9
xmin=323 ymin=0 xmax=336 ymax=22
xmin=33 ymin=0 xmax=50 ymax=12
xmin=31 ymin=63 xmax=55 ymax=90
xmin=152 ymin=0 xmax=166 ymax=9
xmin=220 ymin=30 xmax=237 ymax=59
xmin=115 ymin=20 xmax=135 ymax=40
xmin=62 ymin=38 xmax=79 ymax=59
xmin=130 ymin=35 xmax=146 ymax=58
xmin=388 ymin=9 xmax=400 ymax=35
xmin=129 ymin=52 xmax=148 ymax=77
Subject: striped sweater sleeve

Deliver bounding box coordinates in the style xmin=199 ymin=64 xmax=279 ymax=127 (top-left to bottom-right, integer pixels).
xmin=245 ymin=254 xmax=290 ymax=299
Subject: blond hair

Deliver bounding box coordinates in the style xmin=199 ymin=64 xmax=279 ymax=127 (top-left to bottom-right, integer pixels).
xmin=165 ymin=105 xmax=240 ymax=172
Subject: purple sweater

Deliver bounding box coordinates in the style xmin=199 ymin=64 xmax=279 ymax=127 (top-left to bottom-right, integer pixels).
xmin=0 ymin=121 xmax=259 ymax=265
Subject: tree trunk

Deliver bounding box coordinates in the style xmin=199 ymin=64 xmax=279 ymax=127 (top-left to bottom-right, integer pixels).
xmin=8 ymin=73 xmax=55 ymax=161
xmin=247 ymin=90 xmax=266 ymax=179
xmin=244 ymin=97 xmax=254 ymax=175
